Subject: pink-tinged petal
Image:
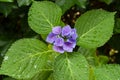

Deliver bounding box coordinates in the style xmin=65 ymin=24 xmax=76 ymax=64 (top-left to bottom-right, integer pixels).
xmin=71 ymin=29 xmax=78 ymax=39
xmin=63 ymin=42 xmax=73 ymax=52
xmin=54 ymin=37 xmax=64 ymax=46
xmin=62 ymin=25 xmax=72 ymax=37
xmin=53 ymin=46 xmax=64 ymax=53
xmin=46 ymin=32 xmax=57 ymax=43
xmin=52 ymin=26 xmax=62 ymax=34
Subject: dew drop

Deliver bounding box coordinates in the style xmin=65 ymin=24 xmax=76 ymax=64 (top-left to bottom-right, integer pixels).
xmin=4 ymin=56 xmax=8 ymax=61
xmin=17 ymin=75 xmax=21 ymax=78
xmin=84 ymin=72 xmax=87 ymax=74
xmin=34 ymin=65 xmax=37 ymax=69
xmin=84 ymin=65 xmax=88 ymax=68
xmin=12 ymin=74 xmax=15 ymax=77
xmin=18 ymin=67 xmax=22 ymax=72
xmin=27 ymin=75 xmax=30 ymax=78
xmin=13 ymin=60 xmax=16 ymax=63
xmin=47 ymin=60 xmax=51 ymax=63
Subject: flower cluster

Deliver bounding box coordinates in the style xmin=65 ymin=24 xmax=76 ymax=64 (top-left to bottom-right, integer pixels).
xmin=46 ymin=25 xmax=78 ymax=53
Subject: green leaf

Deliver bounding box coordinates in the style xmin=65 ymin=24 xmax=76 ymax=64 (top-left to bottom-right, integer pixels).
xmin=0 ymin=38 xmax=54 ymax=79
xmin=99 ymin=0 xmax=113 ymax=5
xmin=98 ymin=55 xmax=109 ymax=65
xmin=3 ymin=77 xmax=16 ymax=80
xmin=55 ymin=0 xmax=75 ymax=14
xmin=78 ymin=47 xmax=109 ymax=66
xmin=47 ymin=73 xmax=54 ymax=80
xmin=29 ymin=50 xmax=59 ymax=80
xmin=78 ymin=47 xmax=96 ymax=57
xmin=53 ymin=52 xmax=89 ymax=80
xmin=89 ymin=67 xmax=95 ymax=80
xmin=75 ymin=9 xmax=115 ymax=49
xmin=30 ymin=71 xmax=52 ymax=80
xmin=75 ymin=0 xmax=87 ymax=8
xmin=28 ymin=1 xmax=62 ymax=34
xmin=17 ymin=0 xmax=33 ymax=7
xmin=78 ymin=47 xmax=98 ymax=66
xmin=94 ymin=64 xmax=120 ymax=80
xmin=0 ymin=0 xmax=13 ymax=2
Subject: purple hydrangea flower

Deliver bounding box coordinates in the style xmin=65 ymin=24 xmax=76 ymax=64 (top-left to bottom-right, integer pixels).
xmin=63 ymin=42 xmax=74 ymax=52
xmin=71 ymin=29 xmax=78 ymax=39
xmin=53 ymin=45 xmax=64 ymax=53
xmin=46 ymin=25 xmax=78 ymax=53
xmin=62 ymin=25 xmax=71 ymax=37
xmin=54 ymin=37 xmax=64 ymax=46
xmin=46 ymin=32 xmax=57 ymax=43
xmin=52 ymin=26 xmax=61 ymax=34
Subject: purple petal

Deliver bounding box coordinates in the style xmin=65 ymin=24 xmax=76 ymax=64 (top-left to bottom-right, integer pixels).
xmin=71 ymin=29 xmax=78 ymax=39
xmin=67 ymin=38 xmax=76 ymax=48
xmin=53 ymin=46 xmax=64 ymax=53
xmin=71 ymin=28 xmax=76 ymax=33
xmin=63 ymin=42 xmax=74 ymax=52
xmin=67 ymin=38 xmax=76 ymax=43
xmin=62 ymin=25 xmax=72 ymax=37
xmin=54 ymin=37 xmax=64 ymax=46
xmin=46 ymin=32 xmax=57 ymax=43
xmin=52 ymin=26 xmax=62 ymax=34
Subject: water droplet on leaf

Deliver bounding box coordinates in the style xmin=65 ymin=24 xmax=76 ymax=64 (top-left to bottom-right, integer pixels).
xmin=4 ymin=56 xmax=8 ymax=61
xmin=17 ymin=75 xmax=21 ymax=78
xmin=34 ymin=65 xmax=37 ymax=69
xmin=27 ymin=75 xmax=30 ymax=78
